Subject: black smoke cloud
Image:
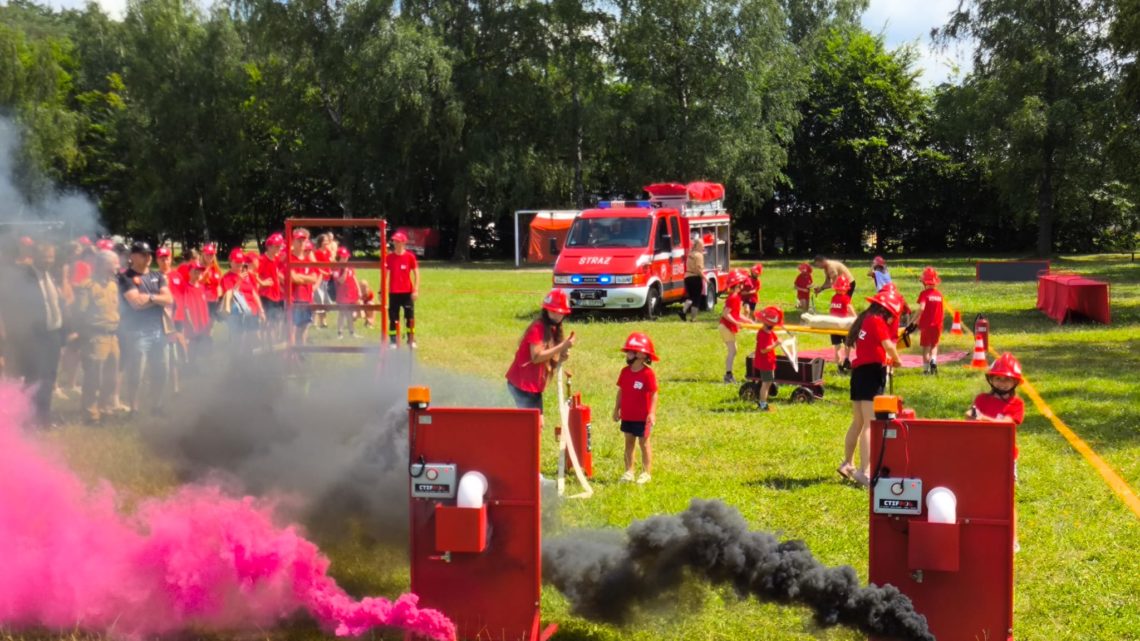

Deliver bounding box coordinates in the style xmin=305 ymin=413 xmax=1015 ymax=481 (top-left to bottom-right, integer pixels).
xmin=543 ymin=499 xmax=934 ymax=641
xmin=144 ymin=350 xmax=511 ymax=543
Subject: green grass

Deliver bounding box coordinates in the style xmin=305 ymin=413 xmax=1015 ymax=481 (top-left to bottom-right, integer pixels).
xmin=9 ymin=254 xmax=1140 ymax=641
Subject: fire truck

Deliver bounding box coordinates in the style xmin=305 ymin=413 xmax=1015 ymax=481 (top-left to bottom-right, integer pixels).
xmin=551 ymin=181 xmax=732 ymax=318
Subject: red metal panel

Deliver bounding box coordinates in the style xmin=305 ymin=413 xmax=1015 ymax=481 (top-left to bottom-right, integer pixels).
xmin=869 ymin=419 xmax=1015 ymax=641
xmin=410 ymin=407 xmax=543 ymax=641
xmin=435 ymin=505 xmax=488 ymax=554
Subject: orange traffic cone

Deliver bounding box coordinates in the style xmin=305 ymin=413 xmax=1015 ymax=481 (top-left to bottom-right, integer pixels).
xmin=950 ymin=310 xmax=964 ymax=335
xmin=968 ymin=337 xmax=988 ymax=369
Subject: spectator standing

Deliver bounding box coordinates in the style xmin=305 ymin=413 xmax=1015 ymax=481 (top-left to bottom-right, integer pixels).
xmin=117 ymin=241 xmax=173 ymax=416
xmin=812 ymin=255 xmax=856 ymax=297
xmin=9 ymin=241 xmax=65 ymax=427
xmin=73 ymin=250 xmax=121 ymax=424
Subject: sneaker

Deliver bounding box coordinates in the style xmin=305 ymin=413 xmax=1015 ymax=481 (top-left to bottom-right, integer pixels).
xmin=337 ymin=332 xmax=344 ymax=340
xmin=389 ymin=341 xmax=399 ymax=350
xmin=757 ymin=402 xmax=774 ymax=412
xmin=620 ymin=471 xmax=635 ymax=483
xmin=930 ymin=363 xmax=938 ymax=375
xmin=723 ymin=373 xmax=736 ymax=384
xmin=678 ymin=310 xmax=686 ymax=321
xmin=349 ymin=332 xmax=358 ymax=338
xmin=408 ymin=338 xmax=417 ymax=349
xmin=636 ymin=472 xmax=651 ymax=485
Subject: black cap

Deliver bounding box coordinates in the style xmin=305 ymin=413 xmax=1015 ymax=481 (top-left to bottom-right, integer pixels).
xmin=129 ymin=241 xmax=153 ymax=255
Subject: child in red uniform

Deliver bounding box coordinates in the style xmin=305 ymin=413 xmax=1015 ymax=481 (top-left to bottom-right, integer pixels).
xmin=967 ymin=352 xmax=1026 ymax=550
xmin=794 ymin=263 xmax=814 ymax=311
xmin=916 ymin=267 xmax=945 ymax=374
xmin=156 ymin=246 xmax=187 ymax=393
xmin=829 ymin=274 xmax=856 ymax=374
xmin=505 ymin=290 xmax=576 ymax=418
xmin=222 ymin=249 xmax=264 ymax=351
xmin=741 ymin=263 xmax=763 ymax=315
xmin=839 ymin=289 xmax=904 ymax=487
xmin=200 ymin=242 xmax=223 ymax=319
xmin=333 ymin=246 xmax=360 ymax=339
xmin=719 ymin=270 xmax=751 ymax=383
xmin=287 ymin=233 xmax=320 ymax=347
xmin=181 ymin=262 xmax=210 ymax=364
xmin=258 ymin=233 xmax=286 ymax=343
xmin=384 ymin=231 xmax=420 ymax=348
xmin=752 ymin=306 xmax=783 ymax=412
xmin=614 ymin=332 xmax=658 ymax=484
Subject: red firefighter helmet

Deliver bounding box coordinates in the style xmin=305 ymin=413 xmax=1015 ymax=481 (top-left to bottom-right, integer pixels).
xmin=542 ymin=289 xmax=572 ymax=315
xmin=921 ymin=266 xmax=941 ymax=285
xmin=758 ymin=306 xmax=784 ymax=327
xmin=228 ymin=247 xmax=245 ymax=264
xmin=266 ymin=232 xmax=286 ymax=247
xmin=202 ymin=242 xmax=218 ymax=256
xmin=77 ymin=236 xmax=92 ymax=246
xmin=866 ymin=290 xmax=904 ymax=317
xmin=873 ymin=255 xmax=886 ymax=268
xmin=95 ymin=239 xmax=115 ymax=251
xmin=391 ymin=231 xmax=409 ymax=244
xmin=156 ymin=246 xmax=172 ymax=259
xmin=751 ymin=263 xmax=764 ymax=276
xmin=19 ymin=236 xmax=34 ymax=247
xmin=727 ymin=270 xmax=748 ymax=288
xmin=337 ymin=246 xmax=350 ymax=259
xmin=621 ymin=332 xmax=659 ymax=361
xmin=833 ymin=274 xmax=851 ymax=292
xmin=987 ymin=353 xmax=1023 ymax=383
xmin=797 ymin=262 xmax=812 ymax=273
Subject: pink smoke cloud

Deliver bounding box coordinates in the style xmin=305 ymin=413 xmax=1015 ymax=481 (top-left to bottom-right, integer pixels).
xmin=0 ymin=382 xmax=453 ymax=641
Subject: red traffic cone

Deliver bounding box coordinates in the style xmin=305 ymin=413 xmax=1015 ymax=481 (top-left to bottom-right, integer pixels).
xmin=950 ymin=310 xmax=964 ymax=335
xmin=967 ymin=337 xmax=988 ymax=369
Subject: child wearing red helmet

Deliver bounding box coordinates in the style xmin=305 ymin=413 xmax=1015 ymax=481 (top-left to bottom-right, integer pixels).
xmin=829 ymin=275 xmax=856 ymax=374
xmin=869 ymin=255 xmax=892 ymax=291
xmin=719 ymin=270 xmax=752 ymax=384
xmin=916 ymin=267 xmax=945 ymax=374
xmin=614 ymin=332 xmax=658 ymax=484
xmin=968 ymin=353 xmax=1025 ymax=425
xmin=258 ymin=232 xmax=286 ymax=342
xmin=505 ymin=290 xmax=577 ymax=416
xmin=752 ymin=306 xmax=784 ymax=412
xmin=794 ymin=263 xmax=813 ymax=311
xmin=333 ymin=246 xmax=360 ymax=339
xmin=741 ymin=263 xmax=763 ymax=315
xmin=384 ymin=231 xmax=420 ymax=348
xmin=838 ymin=290 xmax=904 ymax=487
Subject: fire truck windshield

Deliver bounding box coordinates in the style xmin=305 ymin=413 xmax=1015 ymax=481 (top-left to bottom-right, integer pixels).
xmin=565 ymin=217 xmax=651 ymax=248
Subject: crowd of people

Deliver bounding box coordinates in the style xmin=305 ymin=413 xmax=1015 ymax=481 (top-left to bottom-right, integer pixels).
xmin=0 ymin=228 xmax=420 ymax=429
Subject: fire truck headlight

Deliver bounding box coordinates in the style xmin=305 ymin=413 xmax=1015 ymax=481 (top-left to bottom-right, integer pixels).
xmin=613 ymin=275 xmax=633 ymax=284
xmin=553 ymin=275 xmax=571 ymax=285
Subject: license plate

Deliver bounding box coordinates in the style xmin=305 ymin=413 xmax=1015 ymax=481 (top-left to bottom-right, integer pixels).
xmin=574 ymin=299 xmax=605 ymax=307
xmin=574 ymin=289 xmax=604 ymax=300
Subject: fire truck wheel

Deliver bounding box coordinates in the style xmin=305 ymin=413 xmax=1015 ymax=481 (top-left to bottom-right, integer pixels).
xmin=643 ymin=285 xmax=662 ymax=320
xmin=704 ymin=279 xmax=718 ymax=311
xmin=791 ymin=386 xmax=814 ymax=403
xmin=737 ymin=381 xmax=759 ymax=401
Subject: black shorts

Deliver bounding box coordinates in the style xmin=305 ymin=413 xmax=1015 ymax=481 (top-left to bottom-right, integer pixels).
xmin=207 ymin=301 xmax=220 ymax=319
xmin=831 ymin=334 xmax=846 ymax=346
xmin=683 ymin=275 xmax=705 ymax=306
xmin=621 ymin=420 xmax=649 ymax=439
xmin=507 ymin=382 xmax=543 ymax=410
xmin=265 ymin=300 xmax=285 ymax=321
xmin=850 ymin=363 xmax=887 ymax=401
xmin=754 ymin=369 xmax=775 ymax=382
xmin=389 ymin=292 xmax=415 ymax=320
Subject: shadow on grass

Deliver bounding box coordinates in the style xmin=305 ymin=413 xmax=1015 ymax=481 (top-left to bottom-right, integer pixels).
xmin=744 ymin=474 xmax=832 ymax=490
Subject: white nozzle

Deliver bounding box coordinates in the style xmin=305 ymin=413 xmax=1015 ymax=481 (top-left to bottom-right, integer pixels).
xmin=926 ymin=487 xmax=957 ymax=524
xmin=456 ymin=471 xmax=488 ymax=509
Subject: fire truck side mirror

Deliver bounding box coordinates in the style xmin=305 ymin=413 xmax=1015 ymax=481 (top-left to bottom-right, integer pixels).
xmin=549 ymin=237 xmax=560 ymax=255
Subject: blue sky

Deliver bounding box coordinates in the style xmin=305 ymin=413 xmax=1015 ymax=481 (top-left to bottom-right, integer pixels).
xmin=32 ymin=0 xmax=974 ymax=87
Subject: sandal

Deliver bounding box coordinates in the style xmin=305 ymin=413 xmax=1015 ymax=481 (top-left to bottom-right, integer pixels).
xmin=836 ymin=463 xmax=856 ymax=482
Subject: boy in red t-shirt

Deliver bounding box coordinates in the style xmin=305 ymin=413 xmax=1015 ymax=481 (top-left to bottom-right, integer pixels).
xmin=719 ymin=270 xmax=752 ymax=384
xmin=258 ymin=233 xmax=286 ymax=342
xmin=967 ymin=352 xmax=1026 ymax=550
xmin=181 ymin=262 xmax=210 ymax=364
xmin=333 ymin=246 xmax=360 ymax=339
xmin=384 ymin=232 xmax=420 ymax=348
xmin=794 ymin=263 xmax=813 ymax=311
xmin=916 ymin=267 xmax=945 ymax=374
xmin=613 ymin=332 xmax=659 ymax=484
xmin=829 ymin=275 xmax=856 ymax=374
xmin=741 ymin=263 xmax=763 ymax=315
xmin=287 ymin=231 xmax=320 ymax=347
xmin=752 ymin=306 xmax=784 ymax=412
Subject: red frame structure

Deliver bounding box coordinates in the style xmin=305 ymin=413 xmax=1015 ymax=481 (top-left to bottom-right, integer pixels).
xmin=283 ymin=218 xmax=388 ymax=355
xmin=408 ymin=403 xmax=556 ymax=641
xmin=869 ymin=418 xmax=1016 ymax=641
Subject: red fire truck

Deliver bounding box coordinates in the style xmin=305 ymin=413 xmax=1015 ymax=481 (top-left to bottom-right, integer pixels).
xmin=551 ymin=181 xmax=732 ymax=318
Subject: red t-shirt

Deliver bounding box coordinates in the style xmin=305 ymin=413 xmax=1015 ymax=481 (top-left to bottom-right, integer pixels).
xmin=617 ymin=365 xmax=658 ymax=421
xmin=287 ymin=252 xmax=315 ymax=302
xmin=181 ymin=283 xmax=210 ymax=337
xmin=334 ymin=267 xmax=360 ymax=304
xmin=223 ymin=271 xmax=262 ymax=314
xmin=506 ymin=320 xmax=550 ymax=393
xmin=829 ymin=293 xmax=853 ymax=317
xmin=720 ymin=293 xmax=743 ymax=333
xmin=70 ymin=260 xmax=92 ymax=286
xmin=165 ymin=268 xmax=187 ymax=322
xmin=743 ymin=275 xmax=760 ymax=304
xmin=973 ymin=393 xmax=1025 ymax=425
xmin=917 ymin=288 xmax=944 ymax=330
xmin=794 ymin=273 xmax=813 ymax=299
xmin=201 ymin=263 xmax=223 ymax=302
xmin=258 ymin=253 xmax=282 ymax=302
xmin=313 ymin=249 xmax=332 ymax=280
xmin=852 ymin=315 xmax=891 ymax=368
xmin=753 ymin=329 xmax=779 ymax=371
xmin=386 ymin=251 xmax=418 ymax=294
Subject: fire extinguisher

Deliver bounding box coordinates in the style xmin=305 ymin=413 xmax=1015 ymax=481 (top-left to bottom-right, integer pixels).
xmin=555 ymin=393 xmax=593 ymax=479
xmin=974 ymin=314 xmax=990 ymax=351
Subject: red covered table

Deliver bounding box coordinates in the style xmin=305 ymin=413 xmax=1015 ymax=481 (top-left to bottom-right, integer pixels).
xmin=1036 ymin=274 xmax=1111 ymax=324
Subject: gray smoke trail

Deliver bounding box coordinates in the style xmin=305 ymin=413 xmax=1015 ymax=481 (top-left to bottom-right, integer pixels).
xmin=146 ymin=350 xmax=512 ymax=544
xmin=543 ymin=499 xmax=935 ymax=641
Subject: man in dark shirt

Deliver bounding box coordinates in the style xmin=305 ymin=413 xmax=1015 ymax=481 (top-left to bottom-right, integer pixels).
xmin=5 ymin=241 xmax=65 ymax=427
xmin=118 ymin=241 xmax=173 ymax=415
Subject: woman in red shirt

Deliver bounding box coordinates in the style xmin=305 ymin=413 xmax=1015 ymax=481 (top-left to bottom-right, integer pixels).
xmin=838 ymin=290 xmax=903 ymax=487
xmin=505 ymin=290 xmax=576 ymax=418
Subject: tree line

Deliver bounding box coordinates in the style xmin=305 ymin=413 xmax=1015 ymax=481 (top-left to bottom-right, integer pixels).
xmin=1 ymin=0 xmax=1138 ymax=258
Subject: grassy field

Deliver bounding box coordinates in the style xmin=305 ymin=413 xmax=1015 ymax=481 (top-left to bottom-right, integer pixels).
xmin=12 ymin=254 xmax=1140 ymax=641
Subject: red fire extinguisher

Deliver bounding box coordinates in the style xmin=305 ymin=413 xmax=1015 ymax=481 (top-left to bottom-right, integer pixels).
xmin=974 ymin=314 xmax=990 ymax=351
xmin=555 ymin=392 xmax=593 ymax=478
